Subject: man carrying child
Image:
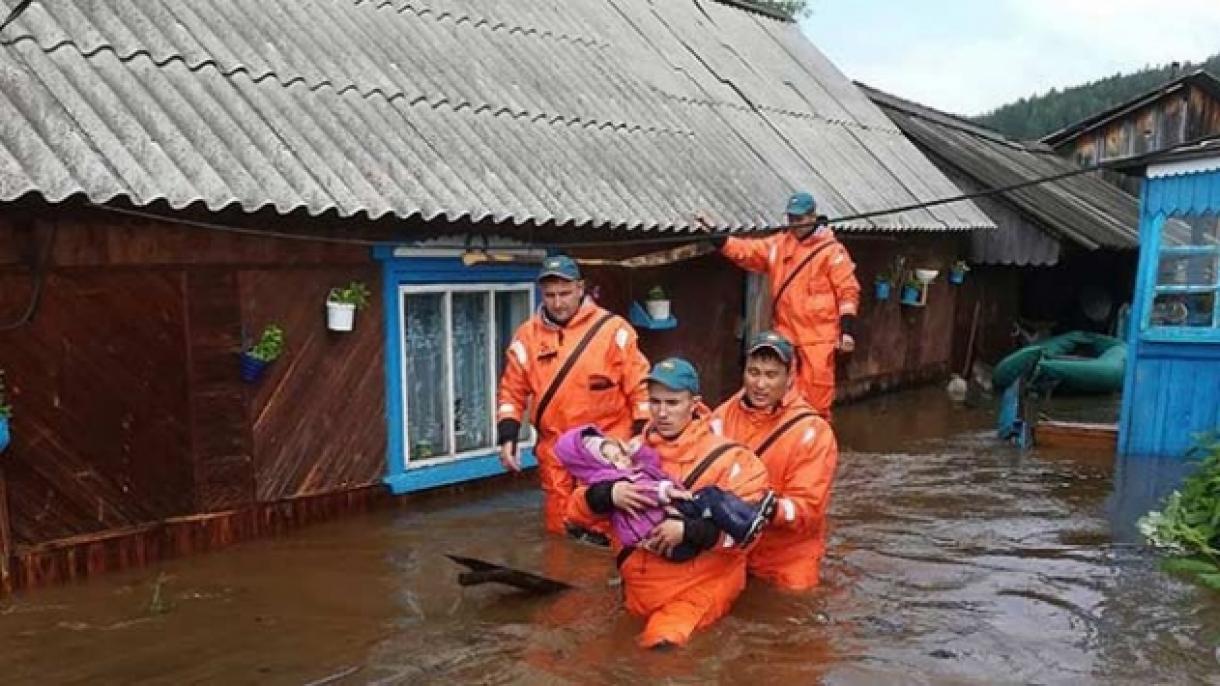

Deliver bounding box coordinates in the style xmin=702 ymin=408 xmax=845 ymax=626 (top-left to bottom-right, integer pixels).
xmin=565 ymin=358 xmax=771 ymax=649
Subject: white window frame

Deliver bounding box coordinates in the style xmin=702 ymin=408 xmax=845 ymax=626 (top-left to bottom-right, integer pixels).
xmin=398 ymin=283 xmax=535 ymax=470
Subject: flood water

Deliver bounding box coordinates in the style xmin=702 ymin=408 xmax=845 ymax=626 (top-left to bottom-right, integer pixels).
xmin=3 ymin=387 xmax=1220 ymax=684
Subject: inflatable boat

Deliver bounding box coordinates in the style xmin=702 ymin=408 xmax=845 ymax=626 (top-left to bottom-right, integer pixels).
xmin=992 ymin=331 xmax=1126 ymax=395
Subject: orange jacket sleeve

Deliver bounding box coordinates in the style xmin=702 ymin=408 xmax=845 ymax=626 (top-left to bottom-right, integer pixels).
xmin=564 ymin=485 xmax=608 ymax=531
xmin=611 ymin=321 xmax=651 ymax=423
xmin=496 ymin=333 xmax=531 ymax=424
xmin=771 ymin=421 xmax=838 ymax=535
xmin=827 ymin=243 xmax=861 ymax=318
xmin=720 ymin=235 xmax=776 ymax=274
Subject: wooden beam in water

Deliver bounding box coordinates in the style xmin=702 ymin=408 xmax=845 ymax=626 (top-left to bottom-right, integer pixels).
xmin=1035 ymin=420 xmax=1118 ymax=453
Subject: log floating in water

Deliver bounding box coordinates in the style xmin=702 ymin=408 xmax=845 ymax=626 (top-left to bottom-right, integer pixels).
xmin=447 ymin=554 xmax=574 ymax=595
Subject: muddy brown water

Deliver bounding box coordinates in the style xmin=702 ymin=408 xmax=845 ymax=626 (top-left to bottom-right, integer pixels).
xmin=3 ymin=387 xmax=1219 ymax=684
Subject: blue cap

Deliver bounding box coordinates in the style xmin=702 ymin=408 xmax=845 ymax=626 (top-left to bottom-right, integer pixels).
xmin=646 ymin=357 xmax=700 ymax=394
xmin=786 ymin=191 xmax=817 ymax=216
xmin=747 ymin=330 xmax=795 ymax=365
xmin=537 ymin=254 xmax=581 ymax=282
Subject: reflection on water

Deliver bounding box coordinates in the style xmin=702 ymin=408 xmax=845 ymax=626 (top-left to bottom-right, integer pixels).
xmin=2 ymin=387 xmax=1219 ymax=684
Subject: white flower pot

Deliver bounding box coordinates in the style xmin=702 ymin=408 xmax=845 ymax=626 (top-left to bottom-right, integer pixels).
xmin=645 ymin=299 xmax=671 ymax=321
xmin=327 ymin=301 xmax=356 ymax=331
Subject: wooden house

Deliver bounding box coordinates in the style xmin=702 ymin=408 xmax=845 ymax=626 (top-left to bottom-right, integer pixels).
xmin=0 ymin=0 xmax=991 ymax=590
xmin=863 ymin=85 xmax=1141 ymax=367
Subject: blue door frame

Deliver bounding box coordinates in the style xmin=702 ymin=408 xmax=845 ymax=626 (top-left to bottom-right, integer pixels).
xmin=375 ymin=248 xmax=539 ymax=494
xmin=1119 ymin=165 xmax=1220 ymax=457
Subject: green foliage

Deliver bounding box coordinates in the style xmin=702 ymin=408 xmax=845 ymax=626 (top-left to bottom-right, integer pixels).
xmin=0 ymin=369 xmax=10 ymax=420
xmin=1138 ymin=436 xmax=1220 ymax=589
xmin=752 ymin=0 xmax=810 ymax=18
xmin=976 ymin=55 xmax=1220 ymax=139
xmin=247 ymin=325 xmax=285 ymax=363
xmin=951 ymin=260 xmax=970 ymax=274
xmin=646 ymin=285 xmax=667 ymax=301
xmin=328 ymin=281 xmax=371 ymax=309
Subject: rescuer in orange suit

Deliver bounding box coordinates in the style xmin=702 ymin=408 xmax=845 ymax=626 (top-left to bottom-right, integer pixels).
xmin=497 ymin=255 xmax=651 ymax=544
xmin=712 ymin=192 xmax=861 ymax=418
xmin=712 ymin=331 xmax=839 ymax=591
xmin=566 ymin=358 xmax=771 ymax=649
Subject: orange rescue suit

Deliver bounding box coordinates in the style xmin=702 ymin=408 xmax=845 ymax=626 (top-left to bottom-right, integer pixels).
xmin=722 ymin=231 xmax=861 ymax=416
xmin=497 ymin=298 xmax=650 ymax=534
xmin=712 ymin=388 xmax=838 ymax=590
xmin=567 ymin=411 xmax=770 ymax=648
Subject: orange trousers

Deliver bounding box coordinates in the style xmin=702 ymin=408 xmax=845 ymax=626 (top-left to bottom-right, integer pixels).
xmin=628 ymin=561 xmax=748 ymax=648
xmin=535 ymin=436 xmax=574 ymax=535
xmin=795 ymin=342 xmax=837 ymax=418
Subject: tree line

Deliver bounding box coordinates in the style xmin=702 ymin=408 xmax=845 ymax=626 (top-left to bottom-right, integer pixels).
xmin=976 ymin=54 xmax=1220 ymax=141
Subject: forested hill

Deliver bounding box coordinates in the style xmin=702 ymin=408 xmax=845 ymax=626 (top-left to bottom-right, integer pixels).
xmin=975 ymin=54 xmax=1220 ymax=140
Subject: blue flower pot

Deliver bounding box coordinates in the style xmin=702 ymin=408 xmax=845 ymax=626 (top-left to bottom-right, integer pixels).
xmin=900 ymin=285 xmax=921 ymax=306
xmin=240 ymin=353 xmax=270 ymax=383
xmin=0 ymin=416 xmax=10 ymax=454
xmin=874 ymin=281 xmax=891 ymax=301
xmin=949 ymin=269 xmax=966 ymax=285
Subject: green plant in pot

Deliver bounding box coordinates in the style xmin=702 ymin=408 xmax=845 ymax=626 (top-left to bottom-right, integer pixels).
xmin=949 ymin=260 xmax=970 ymax=285
xmin=874 ymin=271 xmax=893 ymax=301
xmin=900 ymin=274 xmax=923 ymax=306
xmin=645 ymin=285 xmax=671 ymax=321
xmin=241 ymin=325 xmax=285 ymax=383
xmin=327 ymin=281 xmax=371 ymax=332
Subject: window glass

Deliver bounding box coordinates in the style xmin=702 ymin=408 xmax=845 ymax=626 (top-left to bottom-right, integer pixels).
xmin=452 ymin=292 xmax=492 ymax=453
xmin=1150 ymin=214 xmax=1220 ymax=329
xmin=401 ymin=286 xmax=534 ymax=465
xmin=496 ymin=290 xmax=534 ymax=442
xmin=404 ymin=293 xmax=449 ymax=460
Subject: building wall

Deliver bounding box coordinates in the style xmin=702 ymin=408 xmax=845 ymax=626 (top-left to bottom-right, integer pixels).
xmin=0 ymin=206 xmax=385 ymax=549
xmin=580 ymin=253 xmax=745 ymax=406
xmin=837 ymin=234 xmax=968 ymax=399
xmin=1060 ymin=83 xmax=1220 ymax=171
xmin=1120 ymin=168 xmax=1220 ymax=457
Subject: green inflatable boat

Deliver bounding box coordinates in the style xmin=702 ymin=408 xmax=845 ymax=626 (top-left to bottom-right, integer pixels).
xmin=992 ymin=331 xmax=1126 ymax=394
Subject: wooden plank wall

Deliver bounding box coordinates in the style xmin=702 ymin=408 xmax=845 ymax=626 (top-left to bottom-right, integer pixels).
xmin=0 ymin=207 xmax=385 ymax=570
xmin=1065 ymin=83 xmax=1220 ymax=168
xmin=837 ymin=234 xmax=966 ymax=400
xmin=242 ymin=269 xmax=386 ymax=502
xmin=581 ymin=253 xmax=745 ymax=406
xmin=0 ymin=266 xmax=195 ymax=544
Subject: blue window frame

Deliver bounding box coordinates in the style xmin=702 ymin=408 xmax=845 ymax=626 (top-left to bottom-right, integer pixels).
xmin=376 ymin=250 xmax=540 ymax=494
xmin=1137 ymin=212 xmax=1220 ymax=343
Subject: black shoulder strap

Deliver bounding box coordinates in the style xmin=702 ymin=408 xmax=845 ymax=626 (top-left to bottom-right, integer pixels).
xmin=754 ymin=411 xmax=817 ymax=458
xmin=682 ymin=442 xmax=743 ymax=490
xmin=532 ymin=312 xmax=616 ymax=428
xmin=615 ymin=441 xmax=744 ymax=569
xmin=771 ymin=239 xmax=837 ymax=312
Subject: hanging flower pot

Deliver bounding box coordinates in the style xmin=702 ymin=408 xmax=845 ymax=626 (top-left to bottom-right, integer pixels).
xmin=644 ymin=285 xmax=671 ymax=321
xmin=239 ymin=352 xmax=270 ymax=383
xmin=240 ymin=325 xmax=285 ymax=384
xmin=326 ymin=301 xmax=356 ymax=331
xmin=949 ymin=260 xmax=969 ymax=285
xmin=900 ymin=283 xmax=922 ymax=306
xmin=0 ymin=370 xmax=11 ymax=454
xmin=874 ymin=278 xmax=892 ymax=301
xmin=326 ymin=281 xmax=371 ymax=332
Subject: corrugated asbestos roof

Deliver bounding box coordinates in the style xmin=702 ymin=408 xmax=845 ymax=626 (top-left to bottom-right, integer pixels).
xmin=0 ymin=0 xmax=993 ymax=233
xmin=862 ymin=84 xmax=1139 ymax=257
